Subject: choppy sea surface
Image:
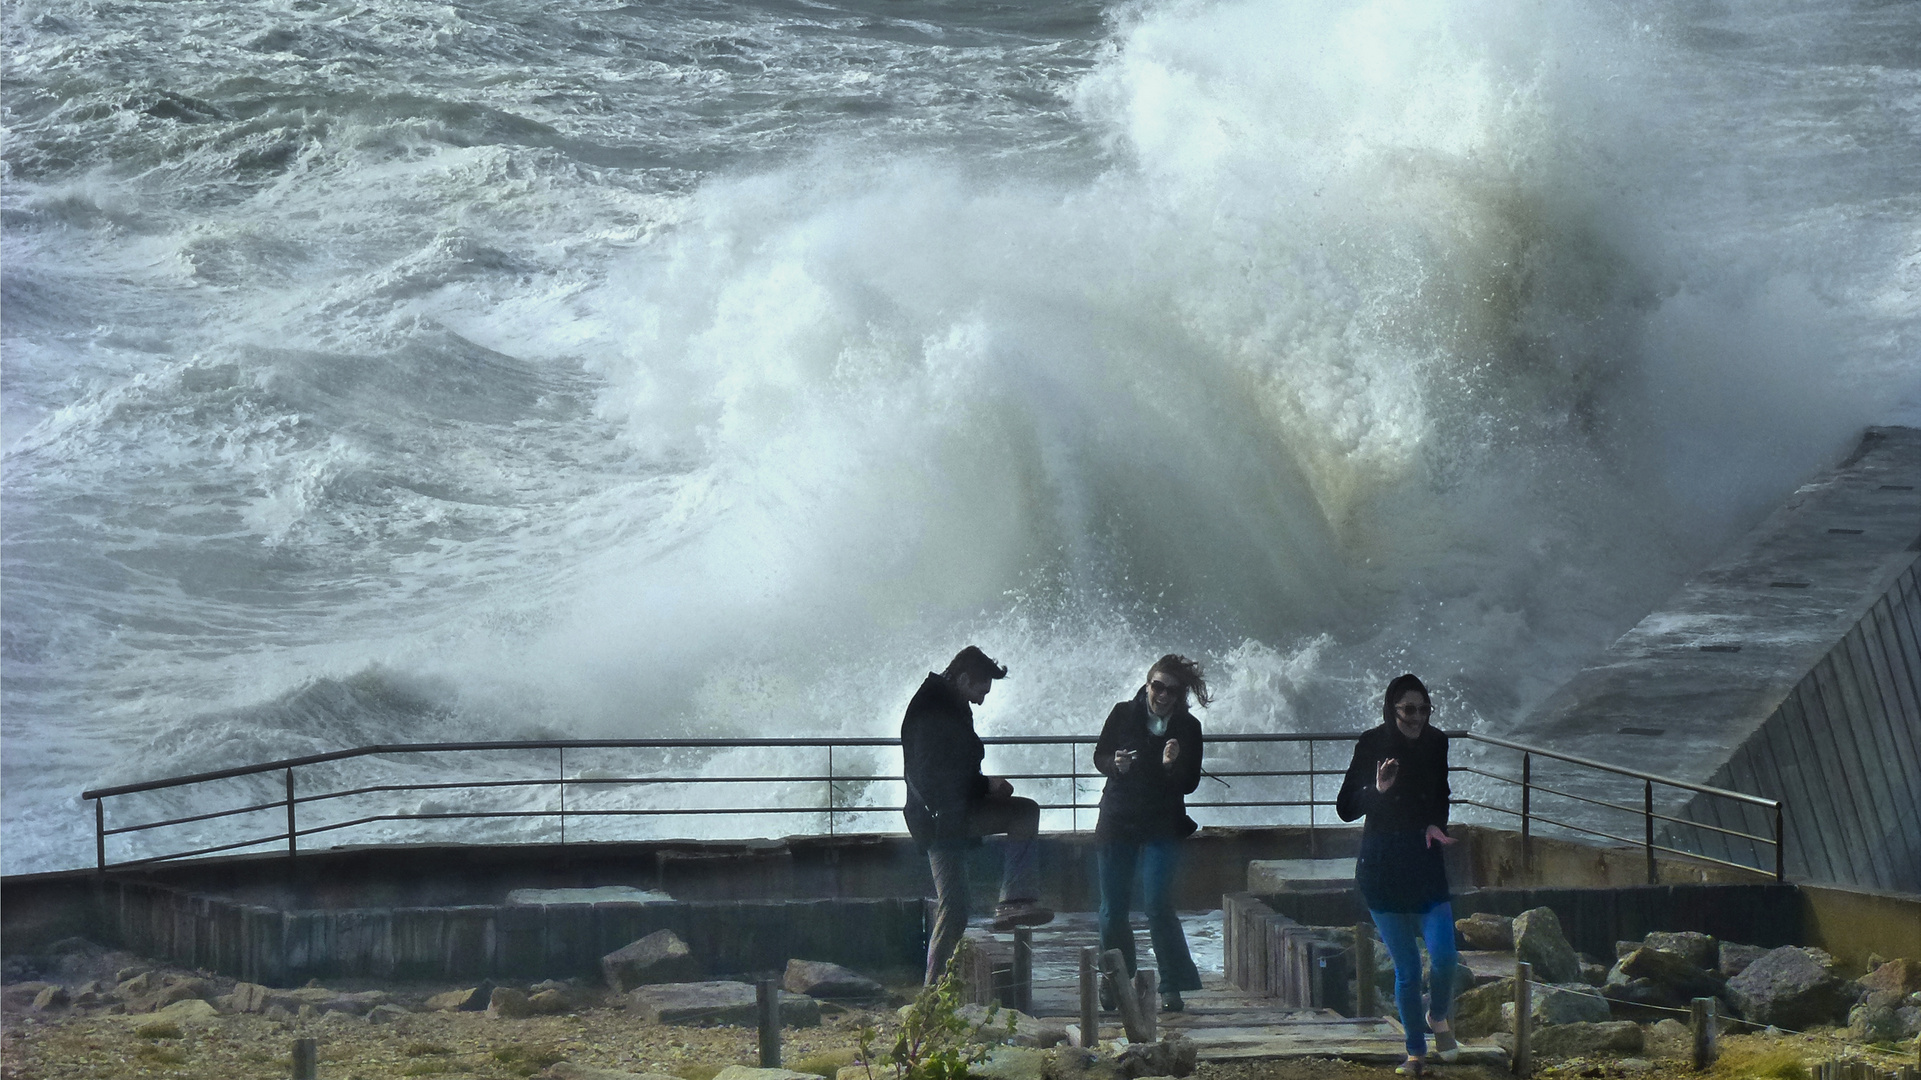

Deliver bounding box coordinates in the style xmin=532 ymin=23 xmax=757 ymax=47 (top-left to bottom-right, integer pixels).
xmin=3 ymin=0 xmax=1918 ymax=874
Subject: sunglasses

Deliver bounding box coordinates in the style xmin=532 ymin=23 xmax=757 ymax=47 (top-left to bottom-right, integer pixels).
xmin=1395 ymin=703 xmax=1433 ymax=716
xmin=1148 ymin=679 xmax=1183 ymax=696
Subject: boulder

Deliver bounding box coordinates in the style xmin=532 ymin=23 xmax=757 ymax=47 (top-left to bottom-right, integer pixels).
xmin=1726 ymin=947 xmax=1854 ymax=1029
xmin=115 ymin=972 xmax=155 ymax=998
xmin=713 ymin=1068 xmax=827 ymax=1080
xmin=1603 ymin=947 xmax=1723 ymax=1012
xmin=955 ymin=1004 xmax=1067 ymax=1048
xmin=1114 ymin=1035 xmax=1197 ymax=1079
xmin=367 ymin=1004 xmax=411 ymax=1024
xmin=1532 ymin=1020 xmax=1645 ymax=1058
xmin=153 ymin=998 xmax=219 ymax=1022
xmin=1501 ymin=984 xmax=1612 ymax=1028
xmin=1718 ymin=943 xmax=1768 ymax=979
xmin=152 ymin=977 xmax=213 ymax=1008
xmin=627 ymin=981 xmax=819 ymax=1027
xmin=527 ymin=989 xmax=574 ymax=1015
xmin=32 ymin=986 xmax=70 ymax=1011
xmin=1513 ymin=908 xmax=1581 ymax=985
xmin=1457 ymin=913 xmax=1515 ymax=951
xmin=1846 ymin=990 xmax=1919 ymax=1043
xmin=1581 ymin=962 xmax=1608 ymax=987
xmin=224 ymin=982 xmax=272 ymax=1013
xmin=489 ymin=987 xmax=534 ymax=1019
xmin=971 ymin=1046 xmax=1051 ymax=1080
xmin=602 ymin=930 xmax=698 ymax=993
xmin=1044 ymin=1046 xmax=1126 ymax=1080
xmin=784 ymin=959 xmax=884 ymax=999
xmin=1454 ymin=977 xmax=1515 ymax=1039
xmin=1858 ymin=958 xmax=1921 ymax=996
xmin=1642 ymin=932 xmax=1718 ymax=972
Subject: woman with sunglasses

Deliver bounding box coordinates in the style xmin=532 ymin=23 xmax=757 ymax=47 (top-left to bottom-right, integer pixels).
xmin=1337 ymin=674 xmax=1460 ymax=1076
xmin=1092 ymin=654 xmax=1208 ymax=1013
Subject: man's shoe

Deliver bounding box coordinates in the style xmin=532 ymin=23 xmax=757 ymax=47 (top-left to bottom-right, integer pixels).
xmin=991 ymin=901 xmax=1054 ymax=932
xmin=1159 ymin=989 xmax=1184 ymax=1012
xmin=1099 ymin=979 xmax=1117 ymax=1011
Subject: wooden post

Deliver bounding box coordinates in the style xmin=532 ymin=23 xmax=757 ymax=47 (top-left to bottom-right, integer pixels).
xmin=1690 ymin=997 xmax=1717 ymax=1070
xmin=757 ymin=978 xmax=780 ymax=1067
xmin=1520 ymin=753 xmax=1532 ymax=874
xmin=1355 ymin=923 xmax=1376 ymax=1017
xmin=1013 ymin=928 xmax=1033 ymax=1016
xmin=292 ymin=1038 xmax=317 ymax=1080
xmin=1514 ymin=961 xmax=1533 ymax=1077
xmin=1136 ymin=969 xmax=1158 ymax=1043
xmin=1079 ymin=946 xmax=1099 ymax=1048
xmin=1099 ymin=948 xmax=1151 ymax=1044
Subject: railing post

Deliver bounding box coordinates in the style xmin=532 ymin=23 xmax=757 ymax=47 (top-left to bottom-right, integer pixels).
xmin=285 ymin=768 xmax=297 ymax=859
xmin=1308 ymin=741 xmax=1317 ymax=858
xmin=1069 ymin=741 xmax=1078 ymax=834
xmin=826 ymin=744 xmax=835 ymax=838
xmin=1520 ymin=752 xmax=1532 ymax=873
xmin=1644 ymin=779 xmax=1655 ymax=885
xmin=95 ymin=799 xmax=106 ymax=872
xmin=1774 ymin=803 xmax=1785 ymax=882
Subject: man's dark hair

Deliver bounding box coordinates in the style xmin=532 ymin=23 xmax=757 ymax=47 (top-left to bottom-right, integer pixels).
xmin=1382 ymin=673 xmax=1431 ymax=725
xmin=943 ymin=645 xmax=1007 ymax=684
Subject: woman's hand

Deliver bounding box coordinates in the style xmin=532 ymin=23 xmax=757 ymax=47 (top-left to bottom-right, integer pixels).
xmin=1113 ymin=749 xmax=1137 ymax=774
xmin=1375 ymin=757 xmax=1399 ymax=792
xmin=1424 ymin=825 xmax=1456 ymax=848
xmin=1162 ymin=739 xmax=1181 ymax=765
xmin=989 ymin=776 xmax=1015 ymax=798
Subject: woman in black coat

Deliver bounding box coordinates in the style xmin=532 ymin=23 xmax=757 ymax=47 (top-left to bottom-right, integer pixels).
xmin=1092 ymin=654 xmax=1207 ymax=1012
xmin=1336 ymin=673 xmax=1460 ymax=1076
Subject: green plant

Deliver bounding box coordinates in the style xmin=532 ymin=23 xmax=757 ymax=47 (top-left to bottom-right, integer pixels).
xmin=404 ymin=1043 xmax=454 ymax=1057
xmin=134 ymin=1044 xmax=189 ymax=1065
xmin=493 ymin=1045 xmax=566 ymax=1076
xmin=399 ymin=1061 xmax=454 ymax=1077
xmin=673 ymin=1064 xmax=730 ymax=1080
xmin=134 ymin=1019 xmax=183 ymax=1040
xmin=1714 ymin=1049 xmax=1809 ymax=1080
xmin=792 ymin=1048 xmax=861 ymax=1078
xmin=865 ymin=948 xmax=1003 ymax=1080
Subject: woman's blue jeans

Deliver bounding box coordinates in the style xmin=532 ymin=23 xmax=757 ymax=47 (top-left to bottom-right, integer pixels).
xmin=1097 ymin=839 xmax=1202 ymax=992
xmin=1370 ymin=901 xmax=1458 ymax=1058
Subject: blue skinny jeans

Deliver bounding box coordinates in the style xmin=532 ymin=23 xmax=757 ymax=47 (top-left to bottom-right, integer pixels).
xmin=1370 ymin=901 xmax=1459 ymax=1058
xmin=1097 ymin=838 xmax=1202 ymax=992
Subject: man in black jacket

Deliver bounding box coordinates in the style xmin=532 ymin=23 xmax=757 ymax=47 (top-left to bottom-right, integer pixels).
xmin=903 ymin=645 xmax=1052 ymax=984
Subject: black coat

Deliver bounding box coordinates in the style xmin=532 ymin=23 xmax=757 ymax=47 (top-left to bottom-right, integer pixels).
xmin=1093 ymin=690 xmax=1203 ymax=843
xmin=901 ymin=673 xmax=990 ymax=850
xmin=1336 ymin=721 xmax=1452 ymax=913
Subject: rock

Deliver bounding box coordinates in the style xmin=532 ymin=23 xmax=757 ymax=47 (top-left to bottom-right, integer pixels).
xmin=712 ymin=1068 xmax=826 ymax=1080
xmin=1719 ymin=943 xmax=1768 ymax=979
xmin=784 ymin=959 xmax=884 ymax=999
xmin=603 ymin=929 xmax=698 ymax=993
xmin=548 ymin=1064 xmax=685 ymax=1080
xmin=1846 ymin=990 xmax=1911 ymax=1042
xmin=1603 ymin=947 xmax=1723 ymax=1012
xmin=1532 ymin=1020 xmax=1645 ymax=1058
xmin=115 ymin=972 xmax=155 ymax=997
xmin=1581 ymin=962 xmax=1608 ymax=987
xmin=1726 ymin=947 xmax=1854 ymax=1029
xmin=153 ymin=977 xmax=213 ymax=1007
xmin=225 ymin=982 xmax=272 ymax=1013
xmin=489 ymin=987 xmax=534 ymax=1019
xmin=321 ymin=990 xmax=389 ymax=1016
xmin=627 ymin=981 xmax=819 ymax=1027
xmin=1457 ymin=913 xmax=1515 ymax=951
xmin=427 ymin=981 xmax=495 ymax=1011
xmin=1454 ymin=978 xmax=1515 ymax=1039
xmin=1114 ymin=1035 xmax=1197 ymax=1079
xmin=1500 ymin=983 xmax=1611 ymax=1028
xmin=32 ymin=986 xmax=70 ymax=1011
xmin=972 ymin=1046 xmax=1052 ymax=1080
xmin=114 ymin=966 xmax=150 ymax=984
xmin=1045 ymin=1045 xmax=1126 ymax=1080
xmin=1642 ymin=932 xmax=1718 ymax=971
xmin=153 ymin=998 xmax=219 ymax=1022
xmin=264 ymin=1004 xmax=292 ymax=1020
xmin=527 ymin=988 xmax=573 ymax=1015
xmin=367 ymin=1004 xmax=411 ymax=1023
xmin=1513 ymin=908 xmax=1581 ymax=985
xmin=1858 ymin=958 xmax=1921 ymax=996
xmin=955 ymin=1004 xmax=1068 ymax=1048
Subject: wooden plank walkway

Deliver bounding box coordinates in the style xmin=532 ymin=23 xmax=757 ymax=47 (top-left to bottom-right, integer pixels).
xmin=964 ymin=911 xmax=1504 ymax=1065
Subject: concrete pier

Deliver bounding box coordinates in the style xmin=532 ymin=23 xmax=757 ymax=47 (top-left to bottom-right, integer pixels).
xmin=1502 ymin=426 xmax=1921 ymax=891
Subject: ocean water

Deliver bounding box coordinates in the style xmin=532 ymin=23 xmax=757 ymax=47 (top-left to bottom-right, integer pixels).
xmin=3 ymin=0 xmax=1917 ymax=874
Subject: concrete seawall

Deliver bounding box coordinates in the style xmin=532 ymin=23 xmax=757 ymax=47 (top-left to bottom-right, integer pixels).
xmin=1503 ymin=426 xmax=1921 ymax=892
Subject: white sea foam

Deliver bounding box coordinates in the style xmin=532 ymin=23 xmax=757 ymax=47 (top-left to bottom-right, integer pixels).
xmin=2 ymin=0 xmax=1915 ymax=872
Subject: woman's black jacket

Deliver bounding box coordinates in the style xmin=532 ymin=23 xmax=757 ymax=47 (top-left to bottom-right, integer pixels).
xmin=900 ymin=673 xmax=989 ymax=850
xmin=1335 ymin=721 xmax=1451 ymax=913
xmin=1092 ymin=690 xmax=1203 ymax=843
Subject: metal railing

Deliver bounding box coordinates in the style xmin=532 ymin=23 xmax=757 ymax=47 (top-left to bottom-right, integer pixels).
xmin=80 ymin=730 xmax=1784 ymax=881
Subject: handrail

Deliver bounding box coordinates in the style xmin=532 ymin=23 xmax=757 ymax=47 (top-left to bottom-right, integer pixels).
xmin=80 ymin=728 xmax=1783 ymax=881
